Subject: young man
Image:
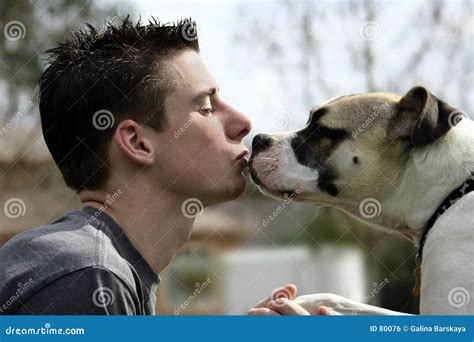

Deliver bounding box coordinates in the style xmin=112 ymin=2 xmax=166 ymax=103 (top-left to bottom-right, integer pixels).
xmin=0 ymin=18 xmax=251 ymax=315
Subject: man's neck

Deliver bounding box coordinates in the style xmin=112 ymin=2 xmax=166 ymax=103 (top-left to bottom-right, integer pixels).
xmin=80 ymin=189 xmax=195 ymax=276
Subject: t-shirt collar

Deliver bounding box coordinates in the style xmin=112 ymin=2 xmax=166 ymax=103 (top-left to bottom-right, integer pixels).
xmin=80 ymin=206 xmax=160 ymax=289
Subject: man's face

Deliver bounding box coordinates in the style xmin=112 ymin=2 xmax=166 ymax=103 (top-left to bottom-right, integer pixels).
xmin=152 ymin=50 xmax=251 ymax=205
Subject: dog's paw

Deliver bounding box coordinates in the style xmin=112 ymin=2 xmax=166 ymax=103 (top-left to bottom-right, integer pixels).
xmin=294 ymin=293 xmax=358 ymax=315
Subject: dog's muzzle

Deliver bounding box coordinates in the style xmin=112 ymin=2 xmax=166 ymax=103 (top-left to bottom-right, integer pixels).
xmin=249 ymin=134 xmax=273 ymax=185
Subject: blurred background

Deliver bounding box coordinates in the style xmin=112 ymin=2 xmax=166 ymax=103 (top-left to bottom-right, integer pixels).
xmin=0 ymin=0 xmax=472 ymax=315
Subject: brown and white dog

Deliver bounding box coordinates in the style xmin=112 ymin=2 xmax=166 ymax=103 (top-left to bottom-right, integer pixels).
xmin=249 ymin=86 xmax=474 ymax=315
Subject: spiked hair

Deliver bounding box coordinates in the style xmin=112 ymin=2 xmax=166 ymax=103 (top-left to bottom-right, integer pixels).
xmin=39 ymin=17 xmax=199 ymax=191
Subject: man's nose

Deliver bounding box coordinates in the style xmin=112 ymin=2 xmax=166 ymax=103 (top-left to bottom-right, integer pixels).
xmin=224 ymin=106 xmax=252 ymax=142
xmin=252 ymin=134 xmax=273 ymax=154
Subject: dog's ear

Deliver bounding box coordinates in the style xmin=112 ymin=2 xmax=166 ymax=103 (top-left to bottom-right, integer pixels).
xmin=388 ymin=86 xmax=457 ymax=147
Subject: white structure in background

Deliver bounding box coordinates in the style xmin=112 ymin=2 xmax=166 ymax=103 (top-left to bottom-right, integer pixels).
xmin=222 ymin=246 xmax=365 ymax=315
xmin=156 ymin=208 xmax=366 ymax=315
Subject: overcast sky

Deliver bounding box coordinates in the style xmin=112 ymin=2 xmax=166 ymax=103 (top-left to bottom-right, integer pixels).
xmin=100 ymin=0 xmax=472 ymax=145
xmin=124 ymin=1 xmax=259 ymax=142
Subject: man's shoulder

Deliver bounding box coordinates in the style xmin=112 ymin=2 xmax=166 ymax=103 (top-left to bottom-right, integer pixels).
xmin=0 ymin=210 xmax=138 ymax=314
xmin=1 ymin=210 xmax=106 ymax=267
xmin=14 ymin=266 xmax=140 ymax=315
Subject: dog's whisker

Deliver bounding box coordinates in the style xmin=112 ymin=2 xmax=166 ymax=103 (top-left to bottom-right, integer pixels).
xmin=252 ymin=157 xmax=278 ymax=161
xmin=263 ymin=165 xmax=276 ymax=173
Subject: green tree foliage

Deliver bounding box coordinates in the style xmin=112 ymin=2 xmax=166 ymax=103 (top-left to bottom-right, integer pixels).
xmin=0 ymin=0 xmax=125 ymax=120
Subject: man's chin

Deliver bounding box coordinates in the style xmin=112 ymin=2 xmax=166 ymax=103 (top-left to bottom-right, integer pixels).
xmin=213 ymin=175 xmax=247 ymax=204
xmin=231 ymin=175 xmax=247 ymax=197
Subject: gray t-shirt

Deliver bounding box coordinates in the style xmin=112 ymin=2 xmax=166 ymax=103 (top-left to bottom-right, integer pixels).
xmin=0 ymin=206 xmax=160 ymax=315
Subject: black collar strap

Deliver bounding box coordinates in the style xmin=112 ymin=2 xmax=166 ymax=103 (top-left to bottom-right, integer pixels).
xmin=418 ymin=171 xmax=474 ymax=261
xmin=412 ymin=171 xmax=474 ymax=296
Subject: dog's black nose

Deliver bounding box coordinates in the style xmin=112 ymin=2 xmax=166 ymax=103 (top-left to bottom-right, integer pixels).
xmin=252 ymin=134 xmax=273 ymax=154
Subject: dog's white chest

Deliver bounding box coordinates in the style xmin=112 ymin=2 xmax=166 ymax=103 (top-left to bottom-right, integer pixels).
xmin=420 ymin=192 xmax=474 ymax=314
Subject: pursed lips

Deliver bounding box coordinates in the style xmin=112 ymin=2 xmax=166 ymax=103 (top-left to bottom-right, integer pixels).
xmin=235 ymin=150 xmax=249 ymax=168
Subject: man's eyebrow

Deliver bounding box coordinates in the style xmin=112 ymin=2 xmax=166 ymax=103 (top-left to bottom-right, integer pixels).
xmin=192 ymin=87 xmax=219 ymax=103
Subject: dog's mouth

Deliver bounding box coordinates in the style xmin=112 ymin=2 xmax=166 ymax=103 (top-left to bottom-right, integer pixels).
xmin=248 ymin=156 xmax=269 ymax=184
xmin=249 ymin=155 xmax=299 ymax=199
xmin=259 ymin=184 xmax=300 ymax=200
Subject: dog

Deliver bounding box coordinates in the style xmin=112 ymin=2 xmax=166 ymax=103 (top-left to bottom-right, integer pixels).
xmin=249 ymin=86 xmax=474 ymax=315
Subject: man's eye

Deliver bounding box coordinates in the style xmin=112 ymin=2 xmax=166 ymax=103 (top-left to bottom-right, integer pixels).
xmin=199 ymin=107 xmax=215 ymax=115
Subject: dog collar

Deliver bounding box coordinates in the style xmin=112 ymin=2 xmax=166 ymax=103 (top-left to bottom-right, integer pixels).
xmin=412 ymin=171 xmax=474 ymax=296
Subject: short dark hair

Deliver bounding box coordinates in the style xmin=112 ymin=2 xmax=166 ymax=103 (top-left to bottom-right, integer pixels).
xmin=39 ymin=17 xmax=199 ymax=191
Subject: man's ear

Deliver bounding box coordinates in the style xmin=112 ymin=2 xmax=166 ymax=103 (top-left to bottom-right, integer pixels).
xmin=388 ymin=86 xmax=458 ymax=147
xmin=114 ymin=119 xmax=155 ymax=166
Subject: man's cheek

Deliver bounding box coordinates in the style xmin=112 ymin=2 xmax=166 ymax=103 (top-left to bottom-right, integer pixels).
xmin=193 ymin=152 xmax=214 ymax=174
xmin=173 ymin=135 xmax=206 ymax=160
